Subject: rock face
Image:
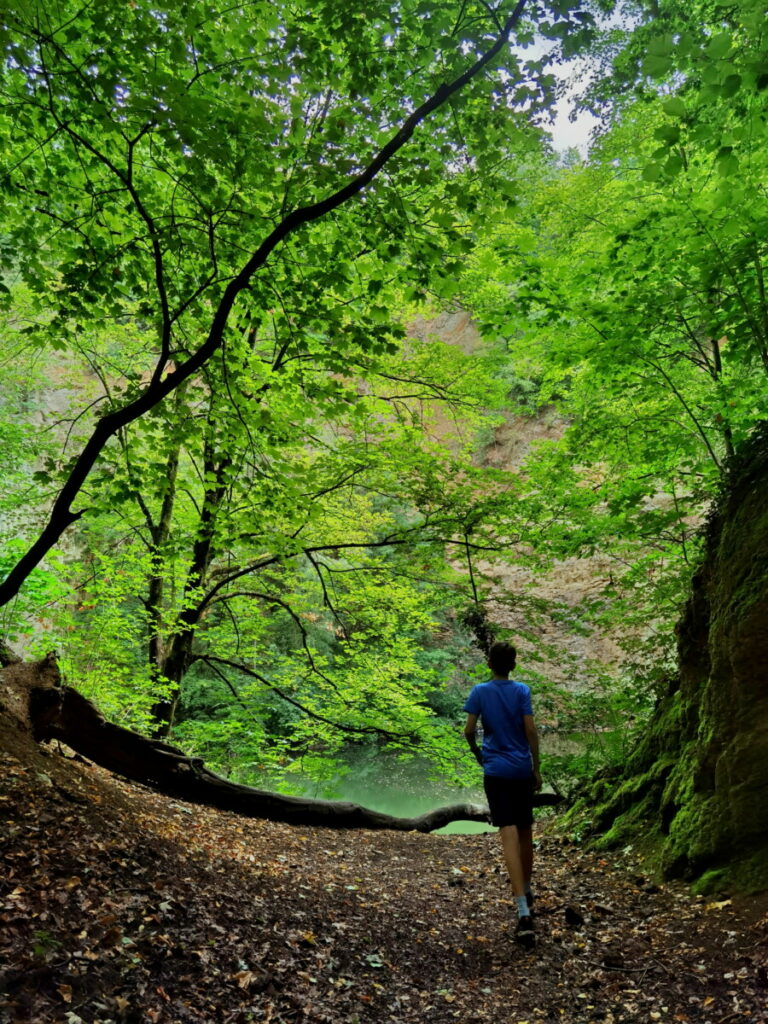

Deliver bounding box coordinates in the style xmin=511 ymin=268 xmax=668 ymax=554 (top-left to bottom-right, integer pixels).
xmin=570 ymin=425 xmax=768 ymax=891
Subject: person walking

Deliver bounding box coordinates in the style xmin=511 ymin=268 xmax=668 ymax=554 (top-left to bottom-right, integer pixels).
xmin=463 ymin=641 xmax=541 ymax=947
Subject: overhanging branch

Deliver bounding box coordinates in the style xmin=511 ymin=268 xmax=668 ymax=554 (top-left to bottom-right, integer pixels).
xmin=198 ymin=654 xmax=402 ymax=739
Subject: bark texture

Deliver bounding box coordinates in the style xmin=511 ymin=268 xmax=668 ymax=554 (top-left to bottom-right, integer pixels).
xmin=0 ymin=661 xmax=560 ymax=832
xmin=567 ymin=424 xmax=768 ymax=892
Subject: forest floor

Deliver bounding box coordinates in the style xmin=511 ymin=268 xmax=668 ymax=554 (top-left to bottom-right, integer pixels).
xmin=1 ymin=726 xmax=767 ymax=1024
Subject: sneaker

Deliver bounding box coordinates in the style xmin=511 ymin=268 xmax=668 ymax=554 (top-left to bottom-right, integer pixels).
xmin=515 ymin=915 xmax=535 ymax=949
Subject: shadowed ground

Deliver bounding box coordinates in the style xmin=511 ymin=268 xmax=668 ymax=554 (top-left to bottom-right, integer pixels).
xmin=2 ymin=722 xmax=766 ymax=1024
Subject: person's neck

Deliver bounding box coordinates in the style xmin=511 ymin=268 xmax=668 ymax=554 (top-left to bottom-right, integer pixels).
xmin=491 ymin=672 xmax=509 ymax=680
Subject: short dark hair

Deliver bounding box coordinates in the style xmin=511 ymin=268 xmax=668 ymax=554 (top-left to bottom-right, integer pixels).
xmin=488 ymin=641 xmax=516 ymax=676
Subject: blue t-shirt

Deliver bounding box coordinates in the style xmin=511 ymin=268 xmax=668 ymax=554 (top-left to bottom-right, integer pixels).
xmin=463 ymin=678 xmax=533 ymax=779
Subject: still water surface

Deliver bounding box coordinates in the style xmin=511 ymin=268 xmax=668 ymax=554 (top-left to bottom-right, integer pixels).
xmin=259 ymin=753 xmax=492 ymax=835
xmin=256 ymin=733 xmax=588 ymax=835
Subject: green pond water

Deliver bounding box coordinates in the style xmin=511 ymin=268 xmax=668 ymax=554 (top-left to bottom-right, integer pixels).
xmin=250 ymin=732 xmax=605 ymax=834
xmin=286 ymin=757 xmax=494 ymax=835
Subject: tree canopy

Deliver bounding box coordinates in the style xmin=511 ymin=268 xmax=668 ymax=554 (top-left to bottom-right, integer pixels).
xmin=0 ymin=0 xmax=604 ymax=786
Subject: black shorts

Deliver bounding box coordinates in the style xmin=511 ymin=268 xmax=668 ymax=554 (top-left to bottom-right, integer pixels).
xmin=484 ymin=774 xmax=534 ymax=829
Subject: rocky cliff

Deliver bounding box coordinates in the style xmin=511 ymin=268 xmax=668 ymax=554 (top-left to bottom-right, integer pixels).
xmin=567 ymin=424 xmax=768 ymax=891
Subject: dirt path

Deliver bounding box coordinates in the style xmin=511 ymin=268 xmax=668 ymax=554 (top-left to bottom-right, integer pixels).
xmin=1 ymin=733 xmax=766 ymax=1024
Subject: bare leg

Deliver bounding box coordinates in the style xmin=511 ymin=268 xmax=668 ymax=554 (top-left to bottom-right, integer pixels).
xmin=501 ymin=824 xmax=535 ymax=944
xmin=499 ymin=825 xmax=525 ymax=896
xmin=518 ymin=824 xmax=533 ymax=887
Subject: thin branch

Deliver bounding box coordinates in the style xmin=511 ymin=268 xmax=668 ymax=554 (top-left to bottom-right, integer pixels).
xmin=35 ymin=37 xmax=172 ymax=383
xmin=465 ymin=531 xmax=480 ymax=605
xmin=197 ymin=657 xmax=264 ymax=726
xmin=196 ymin=530 xmax=513 ymax=614
xmin=640 ymin=356 xmax=722 ymax=473
xmin=198 ymin=655 xmax=401 ymax=738
xmin=305 ymin=551 xmax=349 ymax=637
xmin=206 ymin=587 xmax=343 ymax=695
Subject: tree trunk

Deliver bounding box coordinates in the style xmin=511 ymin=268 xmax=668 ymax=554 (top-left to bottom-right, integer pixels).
xmin=149 ymin=653 xmax=186 ymax=739
xmin=149 ymin=435 xmax=230 ymax=737
xmin=567 ymin=424 xmax=768 ymax=892
xmin=1 ymin=659 xmax=560 ymax=832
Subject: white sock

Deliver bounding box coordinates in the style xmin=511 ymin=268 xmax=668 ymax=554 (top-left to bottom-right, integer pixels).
xmin=515 ymin=895 xmax=530 ymax=918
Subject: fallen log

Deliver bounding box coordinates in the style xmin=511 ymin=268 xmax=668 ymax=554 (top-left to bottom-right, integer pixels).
xmin=2 ymin=654 xmax=561 ymax=832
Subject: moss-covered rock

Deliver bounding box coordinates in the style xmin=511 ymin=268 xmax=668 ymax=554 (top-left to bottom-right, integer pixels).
xmin=571 ymin=424 xmax=768 ymax=892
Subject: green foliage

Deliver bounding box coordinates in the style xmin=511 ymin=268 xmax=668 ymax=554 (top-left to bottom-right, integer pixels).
xmin=453 ymin=0 xmax=768 ymax=731
xmin=0 ymin=0 xmax=585 ymax=779
xmin=0 ymin=0 xmax=569 ymax=370
xmin=5 ymin=0 xmax=768 ymax=814
xmin=0 ymin=542 xmax=68 ymax=647
xmin=55 ymin=548 xmax=172 ymax=731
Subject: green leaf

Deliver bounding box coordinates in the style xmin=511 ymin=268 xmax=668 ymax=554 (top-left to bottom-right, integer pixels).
xmin=716 ymin=152 xmax=739 ymax=176
xmin=662 ymin=96 xmax=687 ymax=118
xmin=643 ymin=55 xmax=673 ymax=78
xmin=654 ymin=124 xmax=680 ymax=145
xmin=664 ymin=154 xmax=684 ymax=177
xmin=706 ymin=31 xmax=732 ymax=60
xmin=719 ymin=73 xmax=742 ymax=98
xmin=647 ymin=34 xmax=674 ymax=58
xmin=642 ymin=162 xmax=664 ymax=182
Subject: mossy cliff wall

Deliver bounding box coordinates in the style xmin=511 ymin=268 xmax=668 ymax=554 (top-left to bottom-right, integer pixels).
xmin=566 ymin=426 xmax=768 ymax=892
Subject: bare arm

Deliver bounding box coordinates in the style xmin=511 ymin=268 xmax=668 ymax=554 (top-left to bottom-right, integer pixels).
xmin=524 ymin=714 xmax=542 ymax=791
xmin=464 ymin=713 xmax=483 ymax=768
